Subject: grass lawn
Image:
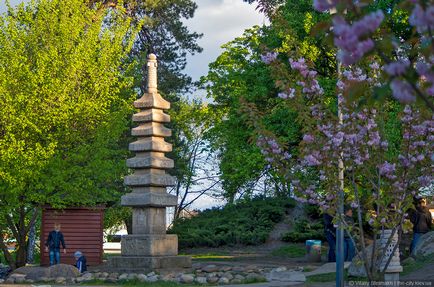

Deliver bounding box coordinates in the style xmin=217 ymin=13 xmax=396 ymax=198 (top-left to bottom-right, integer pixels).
xmin=306 ymin=272 xmax=336 ymax=283
xmin=271 ymin=244 xmax=306 ymax=258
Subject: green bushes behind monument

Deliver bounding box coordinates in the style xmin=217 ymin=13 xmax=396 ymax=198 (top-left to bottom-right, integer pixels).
xmin=169 ymin=196 xmax=295 ymax=248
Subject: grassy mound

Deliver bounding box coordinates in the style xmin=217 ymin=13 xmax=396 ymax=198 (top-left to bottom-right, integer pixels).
xmin=169 ymin=196 xmax=295 ymax=249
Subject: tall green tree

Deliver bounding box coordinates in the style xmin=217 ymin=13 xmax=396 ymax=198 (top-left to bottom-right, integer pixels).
xmin=168 ymin=99 xmax=223 ymax=219
xmin=101 ymin=0 xmax=203 ymax=95
xmin=0 ymin=0 xmax=138 ymax=268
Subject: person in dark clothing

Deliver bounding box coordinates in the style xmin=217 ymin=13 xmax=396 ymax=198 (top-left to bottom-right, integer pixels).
xmin=323 ymin=212 xmax=336 ymax=262
xmin=73 ymin=251 xmax=87 ymax=273
xmin=344 ymin=206 xmax=355 ymax=262
xmin=45 ymin=223 xmax=67 ymax=265
xmin=410 ymin=198 xmax=432 ymax=254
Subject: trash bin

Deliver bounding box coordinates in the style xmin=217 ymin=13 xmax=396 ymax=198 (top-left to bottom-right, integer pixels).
xmin=306 ymin=240 xmax=322 ymax=262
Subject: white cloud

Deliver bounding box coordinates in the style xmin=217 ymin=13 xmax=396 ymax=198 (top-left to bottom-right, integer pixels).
xmin=184 ymin=0 xmax=267 ymax=83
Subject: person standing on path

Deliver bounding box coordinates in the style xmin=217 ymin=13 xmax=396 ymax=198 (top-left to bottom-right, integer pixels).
xmin=45 ymin=223 xmax=67 ymax=265
xmin=410 ymin=198 xmax=432 ymax=254
xmin=343 ymin=206 xmax=355 ymax=262
xmin=324 ymin=212 xmax=336 ymax=262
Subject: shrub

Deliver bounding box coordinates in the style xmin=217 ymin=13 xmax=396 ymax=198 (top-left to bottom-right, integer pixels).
xmin=281 ymin=219 xmax=325 ymax=243
xmin=169 ymin=196 xmax=294 ymax=248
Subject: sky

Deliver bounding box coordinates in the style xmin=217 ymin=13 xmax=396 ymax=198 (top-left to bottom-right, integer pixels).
xmin=183 ymin=0 xmax=267 ymax=83
xmin=0 ymin=0 xmax=266 ymax=210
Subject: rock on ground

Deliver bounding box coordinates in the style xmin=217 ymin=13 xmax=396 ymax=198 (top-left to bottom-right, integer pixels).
xmin=12 ymin=266 xmax=49 ymax=280
xmin=49 ymin=263 xmax=80 ymax=278
xmin=413 ymin=231 xmax=434 ymax=257
xmin=348 ymin=244 xmax=377 ymax=278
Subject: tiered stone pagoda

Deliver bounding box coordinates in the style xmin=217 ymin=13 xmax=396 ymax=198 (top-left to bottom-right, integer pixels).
xmin=109 ymin=54 xmax=191 ymax=271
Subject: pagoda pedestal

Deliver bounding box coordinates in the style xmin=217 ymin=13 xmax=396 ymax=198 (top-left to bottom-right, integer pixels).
xmin=108 ymin=54 xmax=191 ymax=272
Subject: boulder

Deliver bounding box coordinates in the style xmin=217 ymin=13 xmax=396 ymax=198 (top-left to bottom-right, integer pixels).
xmin=246 ymin=273 xmax=265 ymax=282
xmin=147 ymin=275 xmax=159 ymax=282
xmin=180 ymin=274 xmax=195 ymax=283
xmin=202 ymin=264 xmax=219 ymax=273
xmin=13 ymin=266 xmax=49 ymax=281
xmin=49 ymin=264 xmax=80 ymax=279
xmin=218 ymin=277 xmax=230 ymax=284
xmin=207 ymin=276 xmax=219 ymax=283
xmin=55 ymin=276 xmax=66 ymax=284
xmin=413 ymin=231 xmax=434 ymax=258
xmin=220 ymin=266 xmax=232 ymax=272
xmin=195 ymin=276 xmax=207 ymax=284
xmin=137 ymin=274 xmax=148 ymax=282
xmin=234 ymin=274 xmax=245 ymax=280
xmin=222 ymin=272 xmax=234 ymax=280
xmin=348 ymin=245 xmax=377 ymax=278
xmin=0 ymin=264 xmax=11 ymax=279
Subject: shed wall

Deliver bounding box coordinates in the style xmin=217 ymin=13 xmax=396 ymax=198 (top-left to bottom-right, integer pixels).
xmin=41 ymin=207 xmax=104 ymax=266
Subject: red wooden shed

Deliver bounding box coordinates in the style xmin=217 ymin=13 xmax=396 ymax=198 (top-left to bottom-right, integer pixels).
xmin=40 ymin=206 xmax=104 ymax=266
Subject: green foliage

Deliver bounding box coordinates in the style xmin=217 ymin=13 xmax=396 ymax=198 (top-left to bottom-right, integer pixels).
xmin=169 ymin=196 xmax=294 ymax=248
xmin=271 ymin=244 xmax=305 ymax=258
xmin=0 ymin=0 xmax=138 ymax=268
xmin=123 ymin=0 xmax=202 ymax=95
xmin=281 ymin=219 xmax=325 ymax=243
xmin=306 ymin=272 xmax=336 ymax=283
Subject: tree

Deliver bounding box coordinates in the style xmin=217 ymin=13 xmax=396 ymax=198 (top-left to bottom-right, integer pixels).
xmin=0 ymin=0 xmax=137 ymax=268
xmin=248 ymin=0 xmax=433 ymax=282
xmin=167 ymin=99 xmax=222 ymax=219
xmin=202 ymin=0 xmax=336 ymax=201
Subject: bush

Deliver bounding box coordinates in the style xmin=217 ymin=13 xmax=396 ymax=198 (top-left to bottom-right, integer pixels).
xmin=169 ymin=196 xmax=294 ymax=248
xmin=281 ymin=219 xmax=325 ymax=243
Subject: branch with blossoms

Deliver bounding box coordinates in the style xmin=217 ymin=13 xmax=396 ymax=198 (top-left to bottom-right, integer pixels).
xmin=313 ymin=0 xmax=434 ymax=111
xmin=254 ymin=49 xmax=433 ymax=280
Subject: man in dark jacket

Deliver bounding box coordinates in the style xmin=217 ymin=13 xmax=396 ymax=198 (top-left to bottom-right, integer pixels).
xmin=73 ymin=251 xmax=87 ymax=273
xmin=324 ymin=212 xmax=336 ymax=262
xmin=45 ymin=223 xmax=66 ymax=265
xmin=344 ymin=206 xmax=355 ymax=262
xmin=410 ymin=198 xmax=432 ymax=254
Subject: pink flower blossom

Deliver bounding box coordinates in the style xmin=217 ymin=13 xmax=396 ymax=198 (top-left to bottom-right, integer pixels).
xmin=278 ymin=88 xmax=295 ymax=99
xmin=333 ymin=11 xmax=384 ymax=65
xmin=409 ymin=4 xmax=433 ymax=33
xmin=260 ymin=52 xmax=278 ymax=64
xmin=304 ymin=154 xmax=321 ymax=166
xmin=313 ymin=0 xmax=338 ymax=12
xmin=351 ymin=202 xmax=359 ymax=208
xmin=383 ymin=59 xmax=410 ymax=76
xmin=379 ymin=161 xmax=396 ymax=176
xmin=303 ymin=134 xmax=315 ymax=143
xmin=390 ymin=79 xmax=416 ymax=103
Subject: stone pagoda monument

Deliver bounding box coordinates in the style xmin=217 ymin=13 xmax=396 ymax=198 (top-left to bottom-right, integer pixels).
xmin=109 ymin=54 xmax=191 ymax=271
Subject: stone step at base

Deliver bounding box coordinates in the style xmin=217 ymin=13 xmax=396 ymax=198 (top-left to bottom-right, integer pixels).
xmin=108 ymin=255 xmax=191 ymax=271
xmin=121 ymin=234 xmax=178 ymax=256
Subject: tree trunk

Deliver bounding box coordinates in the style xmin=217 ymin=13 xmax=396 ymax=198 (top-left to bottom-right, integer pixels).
xmin=26 ymin=222 xmax=36 ymax=264
xmin=124 ymin=216 xmax=132 ymax=235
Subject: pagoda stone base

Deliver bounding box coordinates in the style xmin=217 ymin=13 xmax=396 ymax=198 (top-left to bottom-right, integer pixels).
xmin=121 ymin=234 xmax=178 ymax=256
xmin=108 ymin=255 xmax=191 ymax=271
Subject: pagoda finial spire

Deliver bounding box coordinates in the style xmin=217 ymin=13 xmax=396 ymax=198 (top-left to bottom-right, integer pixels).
xmin=147 ymin=53 xmax=157 ymax=93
